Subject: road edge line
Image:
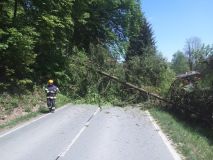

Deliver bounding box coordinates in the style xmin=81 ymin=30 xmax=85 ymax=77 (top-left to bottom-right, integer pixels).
xmin=0 ymin=104 xmax=70 ymax=138
xmin=145 ymin=110 xmax=182 ymax=160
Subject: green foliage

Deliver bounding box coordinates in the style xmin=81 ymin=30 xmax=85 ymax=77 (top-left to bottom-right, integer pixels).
xmin=62 ymin=49 xmax=90 ymax=97
xmin=170 ymin=42 xmax=213 ymax=125
xmin=158 ymin=67 xmax=176 ymax=95
xmin=184 ymin=37 xmax=202 ymax=71
xmin=0 ymin=0 xmax=169 ymax=108
xmin=171 ymin=51 xmax=189 ymax=74
xmin=56 ymin=93 xmax=71 ymax=107
xmin=124 ymin=17 xmax=165 ymax=91
xmin=126 ymin=18 xmax=155 ymax=61
xmin=0 ymin=87 xmax=71 ymax=123
xmin=1 ymin=0 xmax=144 ymax=91
xmin=0 ymin=27 xmax=38 ymax=90
xmin=194 ymin=45 xmax=213 ymax=89
xmin=0 ymin=94 xmax=19 ymax=114
xmin=127 ymin=53 xmax=175 ymax=99
xmin=126 ymin=53 xmax=171 ymax=87
xmin=24 ymin=106 xmax=32 ymax=112
xmin=0 ymin=112 xmax=39 ymax=130
xmin=168 ymin=77 xmax=213 ymax=125
xmin=150 ymin=107 xmax=213 ymax=160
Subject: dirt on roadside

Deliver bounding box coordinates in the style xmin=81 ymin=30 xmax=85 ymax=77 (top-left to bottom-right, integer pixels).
xmin=0 ymin=104 xmax=44 ymax=126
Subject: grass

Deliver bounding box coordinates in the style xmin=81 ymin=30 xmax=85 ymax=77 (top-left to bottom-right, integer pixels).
xmin=149 ymin=107 xmax=213 ymax=160
xmin=56 ymin=93 xmax=71 ymax=107
xmin=0 ymin=92 xmax=71 ymax=130
xmin=0 ymin=112 xmax=39 ymax=129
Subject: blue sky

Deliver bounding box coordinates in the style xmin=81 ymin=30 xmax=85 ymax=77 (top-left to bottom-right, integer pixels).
xmin=142 ymin=0 xmax=213 ymax=61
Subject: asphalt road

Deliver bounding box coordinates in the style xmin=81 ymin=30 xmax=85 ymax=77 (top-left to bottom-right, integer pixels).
xmin=0 ymin=104 xmax=181 ymax=160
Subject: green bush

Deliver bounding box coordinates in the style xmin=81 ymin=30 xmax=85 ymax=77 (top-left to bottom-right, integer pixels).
xmin=38 ymin=106 xmax=49 ymax=113
xmin=56 ymin=93 xmax=71 ymax=107
xmin=0 ymin=94 xmax=19 ymax=114
xmin=169 ymin=81 xmax=213 ymax=125
xmin=24 ymin=106 xmax=32 ymax=112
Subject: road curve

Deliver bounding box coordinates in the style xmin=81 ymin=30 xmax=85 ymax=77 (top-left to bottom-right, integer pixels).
xmin=0 ymin=104 xmax=180 ymax=160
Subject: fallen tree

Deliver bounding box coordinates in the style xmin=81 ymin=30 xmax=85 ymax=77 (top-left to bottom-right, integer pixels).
xmin=96 ymin=69 xmax=171 ymax=104
xmin=95 ymin=68 xmax=213 ymax=125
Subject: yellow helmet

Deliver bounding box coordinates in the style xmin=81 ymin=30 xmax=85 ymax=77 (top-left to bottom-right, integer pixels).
xmin=48 ymin=79 xmax=54 ymax=84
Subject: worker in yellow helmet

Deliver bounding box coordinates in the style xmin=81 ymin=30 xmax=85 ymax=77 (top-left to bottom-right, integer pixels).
xmin=45 ymin=80 xmax=59 ymax=112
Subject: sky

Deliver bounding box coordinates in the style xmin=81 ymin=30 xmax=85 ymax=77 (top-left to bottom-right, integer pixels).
xmin=142 ymin=0 xmax=213 ymax=62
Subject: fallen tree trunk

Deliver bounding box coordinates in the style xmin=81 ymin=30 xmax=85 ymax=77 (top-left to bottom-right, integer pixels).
xmin=96 ymin=70 xmax=172 ymax=104
xmin=73 ymin=59 xmax=173 ymax=104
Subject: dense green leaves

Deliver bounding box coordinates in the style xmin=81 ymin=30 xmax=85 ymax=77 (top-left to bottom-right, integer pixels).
xmin=126 ymin=18 xmax=155 ymax=61
xmin=0 ymin=0 xmax=176 ymax=106
xmin=170 ymin=40 xmax=213 ymax=125
xmin=0 ymin=26 xmax=38 ymax=89
xmin=171 ymin=51 xmax=189 ymax=74
xmin=1 ymin=0 xmax=146 ymax=94
xmin=124 ymin=18 xmax=167 ymax=89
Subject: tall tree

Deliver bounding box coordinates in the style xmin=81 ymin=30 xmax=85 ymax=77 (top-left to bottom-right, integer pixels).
xmin=171 ymin=51 xmax=189 ymax=74
xmin=0 ymin=1 xmax=38 ymax=90
xmin=0 ymin=0 xmax=146 ymax=93
xmin=184 ymin=37 xmax=202 ymax=71
xmin=125 ymin=17 xmax=158 ymax=87
xmin=125 ymin=18 xmax=155 ymax=61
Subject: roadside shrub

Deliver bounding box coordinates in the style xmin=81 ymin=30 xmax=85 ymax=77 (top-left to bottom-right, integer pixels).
xmin=169 ymin=81 xmax=213 ymax=125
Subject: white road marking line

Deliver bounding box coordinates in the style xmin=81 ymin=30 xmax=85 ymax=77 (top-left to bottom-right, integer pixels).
xmin=57 ymin=108 xmax=100 ymax=158
xmin=145 ymin=111 xmax=182 ymax=160
xmin=0 ymin=104 xmax=70 ymax=138
xmin=59 ymin=126 xmax=86 ymax=157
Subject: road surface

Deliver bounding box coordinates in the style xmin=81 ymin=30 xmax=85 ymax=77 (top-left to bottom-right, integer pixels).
xmin=0 ymin=104 xmax=181 ymax=160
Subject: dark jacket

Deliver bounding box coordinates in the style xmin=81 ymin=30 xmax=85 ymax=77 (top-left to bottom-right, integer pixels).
xmin=45 ymin=85 xmax=59 ymax=99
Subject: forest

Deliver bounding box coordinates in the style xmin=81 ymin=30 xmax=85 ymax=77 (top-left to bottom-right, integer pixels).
xmin=0 ymin=0 xmax=213 ymax=125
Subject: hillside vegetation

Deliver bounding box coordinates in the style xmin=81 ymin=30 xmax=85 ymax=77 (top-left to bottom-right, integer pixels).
xmin=0 ymin=1 xmax=212 ymax=126
xmin=0 ymin=1 xmax=172 ymax=106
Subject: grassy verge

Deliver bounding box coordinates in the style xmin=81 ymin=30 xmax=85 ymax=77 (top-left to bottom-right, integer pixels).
xmin=56 ymin=93 xmax=71 ymax=107
xmin=0 ymin=93 xmax=71 ymax=131
xmin=149 ymin=107 xmax=213 ymax=160
xmin=0 ymin=112 xmax=39 ymax=130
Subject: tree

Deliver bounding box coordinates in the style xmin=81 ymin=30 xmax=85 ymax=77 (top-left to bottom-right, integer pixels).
xmin=125 ymin=18 xmax=155 ymax=61
xmin=125 ymin=17 xmax=158 ymax=87
xmin=71 ymin=0 xmax=143 ymax=52
xmin=193 ymin=44 xmax=213 ymax=88
xmin=0 ymin=1 xmax=39 ymax=90
xmin=184 ymin=37 xmax=202 ymax=71
xmin=0 ymin=0 xmax=147 ymax=97
xmin=171 ymin=51 xmax=189 ymax=74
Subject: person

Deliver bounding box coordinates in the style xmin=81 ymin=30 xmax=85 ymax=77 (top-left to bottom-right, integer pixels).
xmin=45 ymin=80 xmax=59 ymax=112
